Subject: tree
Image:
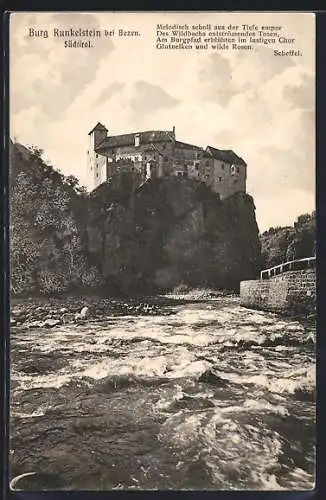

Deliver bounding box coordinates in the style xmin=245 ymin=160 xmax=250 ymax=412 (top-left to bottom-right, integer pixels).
xmin=260 ymin=212 xmax=315 ymax=269
xmin=10 ymin=142 xmax=102 ymax=295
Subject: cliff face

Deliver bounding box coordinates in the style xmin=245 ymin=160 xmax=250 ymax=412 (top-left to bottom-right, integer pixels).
xmin=86 ymin=176 xmax=261 ymax=294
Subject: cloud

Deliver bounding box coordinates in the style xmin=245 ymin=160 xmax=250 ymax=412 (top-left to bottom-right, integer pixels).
xmin=10 ymin=12 xmax=315 ymax=231
xmin=233 ymin=45 xmax=295 ymax=85
xmin=198 ymin=53 xmax=237 ymax=105
xmin=92 ymin=82 xmax=125 ymax=106
xmin=254 ymin=188 xmax=315 ymax=231
xmin=249 ymin=141 xmax=314 ymax=197
xmin=10 ymin=13 xmax=114 ymax=118
xmin=283 ymin=73 xmax=315 ymax=110
xmin=129 ymin=81 xmax=180 ymax=117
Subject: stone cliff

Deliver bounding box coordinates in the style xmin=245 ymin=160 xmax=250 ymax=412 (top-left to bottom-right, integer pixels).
xmin=86 ymin=176 xmax=261 ymax=295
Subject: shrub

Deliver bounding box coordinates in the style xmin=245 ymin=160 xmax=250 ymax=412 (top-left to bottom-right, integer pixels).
xmin=173 ymin=283 xmax=189 ymax=294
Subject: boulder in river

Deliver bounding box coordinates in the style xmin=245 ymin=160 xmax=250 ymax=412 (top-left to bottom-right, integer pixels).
xmin=75 ymin=307 xmax=89 ymax=321
xmin=43 ymin=318 xmax=61 ymax=328
xmin=80 ymin=307 xmax=89 ymax=318
xmin=198 ymin=369 xmax=229 ymax=386
xmin=26 ymin=320 xmax=45 ymax=328
xmin=12 ymin=308 xmax=26 ymax=319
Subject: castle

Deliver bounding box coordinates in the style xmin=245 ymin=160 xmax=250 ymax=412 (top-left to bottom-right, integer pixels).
xmin=87 ymin=123 xmax=247 ymax=199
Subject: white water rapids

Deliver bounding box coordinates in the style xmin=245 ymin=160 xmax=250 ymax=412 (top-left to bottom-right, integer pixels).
xmin=10 ymin=298 xmax=315 ymax=490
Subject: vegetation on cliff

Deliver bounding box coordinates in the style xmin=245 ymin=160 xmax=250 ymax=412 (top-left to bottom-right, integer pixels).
xmin=10 ymin=142 xmax=102 ymax=295
xmin=260 ymin=212 xmax=316 ymax=269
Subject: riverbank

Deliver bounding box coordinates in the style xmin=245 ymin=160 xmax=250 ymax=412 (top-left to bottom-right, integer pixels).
xmin=10 ymin=288 xmax=315 ymax=330
xmin=10 ymin=289 xmax=237 ymax=329
xmin=10 ymin=295 xmax=178 ymax=329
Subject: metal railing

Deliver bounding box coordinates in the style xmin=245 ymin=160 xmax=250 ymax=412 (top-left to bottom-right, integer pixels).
xmin=260 ymin=256 xmax=316 ymax=280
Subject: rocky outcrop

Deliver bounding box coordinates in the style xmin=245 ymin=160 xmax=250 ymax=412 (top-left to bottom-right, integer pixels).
xmin=10 ymin=141 xmax=260 ymax=297
xmin=86 ymin=176 xmax=261 ymax=294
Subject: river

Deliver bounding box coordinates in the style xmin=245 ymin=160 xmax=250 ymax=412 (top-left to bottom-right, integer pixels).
xmin=10 ymin=297 xmax=315 ymax=491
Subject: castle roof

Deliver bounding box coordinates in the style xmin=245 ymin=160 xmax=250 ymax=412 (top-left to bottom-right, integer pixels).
xmin=174 ymin=140 xmax=202 ymax=150
xmin=88 ymin=122 xmax=108 ymax=135
xmin=96 ymin=130 xmax=174 ymax=150
xmin=204 ymin=146 xmax=247 ymax=166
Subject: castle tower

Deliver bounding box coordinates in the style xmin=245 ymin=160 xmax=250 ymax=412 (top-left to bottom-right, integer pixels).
xmin=87 ymin=122 xmax=108 ymax=190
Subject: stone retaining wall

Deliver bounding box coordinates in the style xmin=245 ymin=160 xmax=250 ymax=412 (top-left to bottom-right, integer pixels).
xmin=240 ymin=269 xmax=316 ymax=315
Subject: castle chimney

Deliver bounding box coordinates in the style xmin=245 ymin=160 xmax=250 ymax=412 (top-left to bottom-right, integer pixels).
xmin=172 ymin=125 xmax=175 ymax=136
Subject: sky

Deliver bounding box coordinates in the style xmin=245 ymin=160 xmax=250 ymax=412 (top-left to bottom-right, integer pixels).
xmin=10 ymin=12 xmax=315 ymax=232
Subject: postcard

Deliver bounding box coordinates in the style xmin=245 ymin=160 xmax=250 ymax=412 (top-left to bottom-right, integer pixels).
xmin=9 ymin=11 xmax=315 ymax=491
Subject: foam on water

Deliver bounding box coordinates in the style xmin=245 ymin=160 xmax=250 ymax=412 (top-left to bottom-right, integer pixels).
xmin=157 ymin=404 xmax=287 ymax=489
xmin=82 ymin=355 xmax=168 ymax=380
xmin=219 ymin=399 xmax=289 ymax=417
xmin=218 ymin=364 xmax=315 ymax=396
xmin=11 ymin=408 xmax=46 ymax=418
xmin=11 ymin=371 xmax=73 ymax=390
xmin=154 ymin=385 xmax=185 ymax=411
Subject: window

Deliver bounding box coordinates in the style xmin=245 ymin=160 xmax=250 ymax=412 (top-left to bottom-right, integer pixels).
xmin=162 ymin=144 xmax=166 ymax=150
xmin=96 ymin=154 xmax=99 ymax=158
xmin=231 ymin=165 xmax=236 ymax=176
xmin=195 ymin=162 xmax=199 ymax=170
xmin=177 ymin=172 xmax=183 ymax=177
xmin=164 ymin=157 xmax=168 ymax=162
xmin=221 ymin=164 xmax=225 ymax=170
xmin=237 ymin=166 xmax=240 ymax=173
xmin=135 ymin=134 xmax=140 ymax=147
xmin=218 ymin=176 xmax=222 ymax=182
xmin=205 ymin=160 xmax=210 ymax=166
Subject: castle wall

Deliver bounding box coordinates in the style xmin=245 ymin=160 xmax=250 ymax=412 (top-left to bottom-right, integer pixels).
xmin=173 ymin=144 xmax=203 ymax=179
xmin=87 ymin=125 xmax=247 ymax=199
xmin=108 ymin=141 xmax=173 ymax=162
xmin=87 ymin=133 xmax=108 ymax=190
xmin=102 ymin=141 xmax=174 ymax=179
xmin=198 ymin=157 xmax=214 ymax=187
xmin=199 ymin=158 xmax=246 ymax=200
xmin=96 ymin=154 xmax=108 ymax=185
